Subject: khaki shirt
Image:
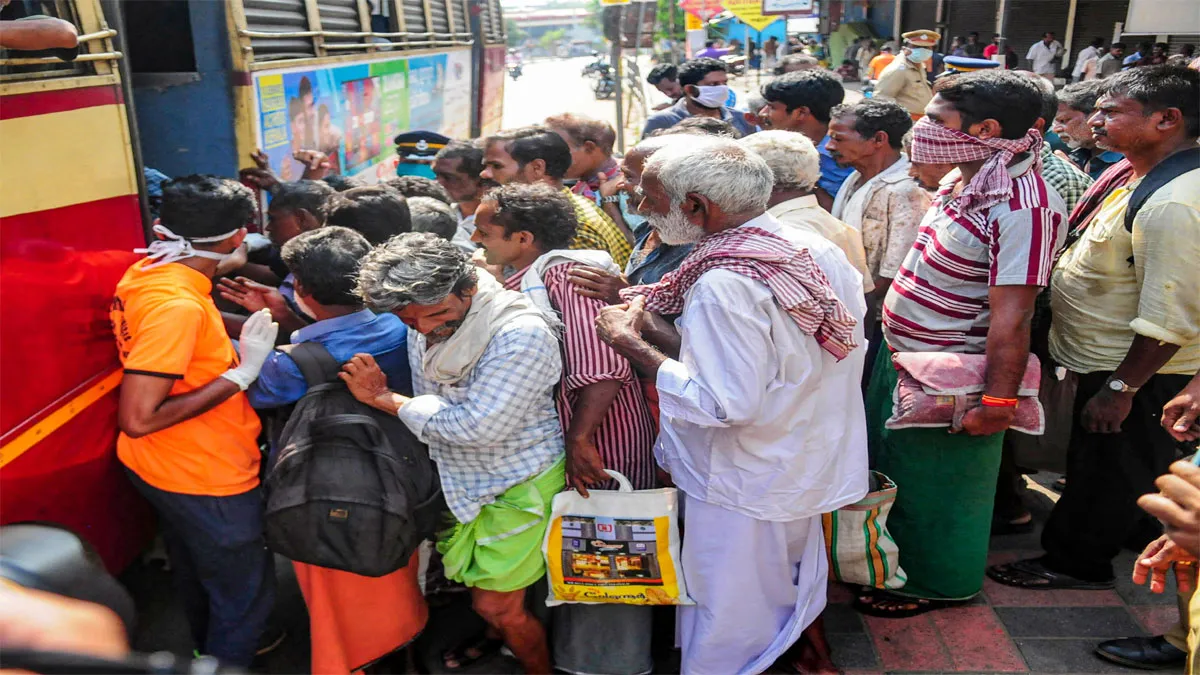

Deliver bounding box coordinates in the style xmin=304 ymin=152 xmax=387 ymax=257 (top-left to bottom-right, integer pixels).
xmin=874 ymin=59 xmax=932 ymax=116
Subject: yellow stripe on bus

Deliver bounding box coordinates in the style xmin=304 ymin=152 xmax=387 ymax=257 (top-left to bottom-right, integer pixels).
xmin=0 ymin=103 xmax=136 ymax=218
xmin=0 ymin=369 xmax=122 ymax=469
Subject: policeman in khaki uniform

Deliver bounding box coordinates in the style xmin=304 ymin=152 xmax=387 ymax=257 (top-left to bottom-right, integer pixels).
xmin=874 ymin=29 xmax=939 ymax=121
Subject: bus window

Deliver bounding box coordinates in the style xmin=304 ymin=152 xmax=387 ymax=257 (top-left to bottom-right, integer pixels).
xmin=0 ymin=0 xmax=87 ymax=80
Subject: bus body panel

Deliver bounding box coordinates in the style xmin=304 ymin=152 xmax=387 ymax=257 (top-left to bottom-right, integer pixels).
xmin=0 ymin=81 xmax=154 ymax=572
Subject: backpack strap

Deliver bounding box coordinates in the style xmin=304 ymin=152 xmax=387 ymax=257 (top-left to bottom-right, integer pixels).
xmin=1123 ymin=147 xmax=1200 ymax=233
xmin=278 ymin=342 xmax=342 ymax=388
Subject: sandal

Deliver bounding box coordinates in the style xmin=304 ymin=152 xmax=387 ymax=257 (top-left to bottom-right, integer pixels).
xmin=1051 ymin=477 xmax=1066 ymax=493
xmin=853 ymin=589 xmax=962 ymax=619
xmin=442 ymin=635 xmax=505 ymax=671
xmin=986 ymin=557 xmax=1114 ymax=590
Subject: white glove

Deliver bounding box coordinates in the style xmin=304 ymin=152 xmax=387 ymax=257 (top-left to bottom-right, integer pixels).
xmin=243 ymin=232 xmax=272 ymax=253
xmin=221 ymin=309 xmax=279 ymax=390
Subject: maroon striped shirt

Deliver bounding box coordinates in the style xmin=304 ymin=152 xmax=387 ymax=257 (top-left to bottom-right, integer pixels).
xmin=882 ymin=159 xmax=1067 ymax=353
xmin=505 ymin=262 xmax=658 ymax=490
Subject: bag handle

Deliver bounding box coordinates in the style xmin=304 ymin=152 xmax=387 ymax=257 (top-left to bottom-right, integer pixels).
xmin=603 ymin=469 xmax=634 ymax=493
xmin=309 ymin=413 xmax=387 ymax=448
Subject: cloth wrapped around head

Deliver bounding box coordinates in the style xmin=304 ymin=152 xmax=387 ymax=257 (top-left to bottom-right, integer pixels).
xmin=909 ymin=117 xmax=1043 ymax=216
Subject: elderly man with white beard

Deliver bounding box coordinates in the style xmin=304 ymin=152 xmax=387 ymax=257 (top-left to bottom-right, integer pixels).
xmin=594 ymin=138 xmax=869 ymax=675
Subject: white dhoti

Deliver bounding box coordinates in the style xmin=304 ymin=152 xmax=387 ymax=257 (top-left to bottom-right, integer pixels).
xmin=677 ymin=494 xmax=828 ymax=675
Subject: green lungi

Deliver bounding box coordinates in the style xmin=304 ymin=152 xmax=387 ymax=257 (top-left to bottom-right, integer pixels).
xmin=437 ymin=456 xmax=566 ymax=593
xmin=866 ymin=346 xmax=1004 ymax=600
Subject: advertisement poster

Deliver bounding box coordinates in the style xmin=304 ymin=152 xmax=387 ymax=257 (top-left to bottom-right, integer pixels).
xmin=255 ymin=49 xmax=473 ymax=183
xmin=441 ymin=50 xmax=472 ymax=139
xmin=479 ymin=45 xmax=507 ymax=136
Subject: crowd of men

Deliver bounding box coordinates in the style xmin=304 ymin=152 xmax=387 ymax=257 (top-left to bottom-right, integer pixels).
xmin=108 ymin=43 xmax=1200 ymax=675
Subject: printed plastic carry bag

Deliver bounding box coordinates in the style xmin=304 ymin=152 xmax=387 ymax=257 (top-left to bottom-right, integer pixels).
xmin=542 ymin=470 xmax=693 ymax=606
xmin=822 ymin=471 xmax=907 ymax=590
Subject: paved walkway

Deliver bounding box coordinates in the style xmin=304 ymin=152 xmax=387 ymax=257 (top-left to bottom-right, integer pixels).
xmin=124 ymin=473 xmax=1184 ymax=673
xmin=824 ymin=475 xmax=1185 ymax=674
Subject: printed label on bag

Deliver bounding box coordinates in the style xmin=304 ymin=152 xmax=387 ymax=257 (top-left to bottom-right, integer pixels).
xmin=545 ymin=513 xmax=682 ymax=605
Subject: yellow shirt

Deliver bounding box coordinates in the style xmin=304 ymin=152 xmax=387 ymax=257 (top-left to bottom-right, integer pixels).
xmin=1049 ymin=169 xmax=1200 ymax=375
xmin=112 ymin=260 xmax=263 ymax=496
xmin=566 ymin=189 xmax=632 ymax=268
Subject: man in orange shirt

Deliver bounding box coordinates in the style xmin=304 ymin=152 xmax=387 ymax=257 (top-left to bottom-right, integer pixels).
xmin=110 ymin=175 xmax=280 ymax=668
xmin=867 ymin=45 xmax=896 ymax=80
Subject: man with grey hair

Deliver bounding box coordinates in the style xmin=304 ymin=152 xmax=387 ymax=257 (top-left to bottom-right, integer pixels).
xmin=740 ymin=130 xmax=874 ymax=294
xmin=596 ymin=138 xmax=869 ymax=674
xmin=406 ymin=196 xmax=462 ymax=247
xmin=339 ymin=232 xmax=563 ymax=673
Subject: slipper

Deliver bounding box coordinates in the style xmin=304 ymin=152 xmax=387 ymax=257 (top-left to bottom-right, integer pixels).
xmin=986 ymin=558 xmax=1114 ymax=590
xmin=442 ymin=635 xmax=505 ymax=671
xmin=1051 ymin=478 xmax=1066 ymax=493
xmin=853 ymin=589 xmax=963 ymax=619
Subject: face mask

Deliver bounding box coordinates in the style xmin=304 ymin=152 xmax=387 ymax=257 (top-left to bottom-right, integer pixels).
xmin=619 ymin=191 xmax=647 ymax=230
xmin=689 ymin=84 xmax=729 ymax=109
xmin=908 ymin=48 xmax=933 ymax=63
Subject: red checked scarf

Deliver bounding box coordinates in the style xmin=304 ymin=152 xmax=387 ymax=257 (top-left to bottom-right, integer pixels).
xmin=618 ymin=225 xmax=859 ymax=361
xmin=909 ymin=117 xmax=1043 ymax=217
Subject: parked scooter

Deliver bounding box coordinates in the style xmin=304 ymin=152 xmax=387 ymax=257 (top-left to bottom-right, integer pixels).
xmin=593 ymin=62 xmax=615 ymax=99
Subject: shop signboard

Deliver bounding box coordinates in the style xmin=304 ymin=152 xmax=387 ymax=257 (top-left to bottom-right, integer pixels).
xmin=761 ymin=0 xmax=815 ymax=16
xmin=725 ymin=0 xmax=780 ymax=31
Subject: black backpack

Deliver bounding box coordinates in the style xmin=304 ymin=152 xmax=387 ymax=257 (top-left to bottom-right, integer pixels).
xmin=263 ymin=342 xmax=445 ymax=577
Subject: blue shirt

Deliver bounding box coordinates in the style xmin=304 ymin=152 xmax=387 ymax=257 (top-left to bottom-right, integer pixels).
xmin=817 ymin=134 xmax=854 ymax=198
xmin=625 ymin=223 xmax=694 ymax=287
xmin=1068 ymin=147 xmax=1125 ymax=180
xmin=641 ymin=98 xmax=756 ymax=139
xmin=247 ymin=309 xmax=412 ymax=410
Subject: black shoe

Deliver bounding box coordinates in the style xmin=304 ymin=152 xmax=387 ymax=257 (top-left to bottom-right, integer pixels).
xmin=1095 ymin=636 xmax=1187 ymax=670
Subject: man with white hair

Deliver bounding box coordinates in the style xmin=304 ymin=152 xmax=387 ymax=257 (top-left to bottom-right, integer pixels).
xmin=339 ymin=233 xmax=563 ymax=673
xmin=740 ymin=130 xmax=874 ymax=293
xmin=595 ymin=138 xmax=869 ymax=674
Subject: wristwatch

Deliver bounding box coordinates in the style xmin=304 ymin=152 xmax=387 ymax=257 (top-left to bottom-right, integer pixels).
xmin=1106 ymin=377 xmax=1139 ymax=394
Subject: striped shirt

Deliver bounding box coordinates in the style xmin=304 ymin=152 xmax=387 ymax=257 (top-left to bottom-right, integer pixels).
xmin=882 ymin=155 xmax=1068 ymax=353
xmin=506 ymin=262 xmax=657 ymax=490
xmin=566 ymin=189 xmax=633 ymax=268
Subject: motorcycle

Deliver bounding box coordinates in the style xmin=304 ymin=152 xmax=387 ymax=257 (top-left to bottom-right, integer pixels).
xmin=593 ymin=63 xmax=615 ymax=99
xmin=508 ymin=63 xmax=523 ymax=80
xmin=581 ymin=53 xmax=607 ymax=78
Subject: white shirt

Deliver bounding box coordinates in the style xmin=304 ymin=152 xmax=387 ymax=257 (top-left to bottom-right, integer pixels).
xmin=654 ymin=213 xmax=869 ymax=522
xmin=451 ymin=210 xmax=476 ymax=253
xmin=1026 ymin=40 xmax=1063 ymax=75
xmin=1072 ymin=45 xmax=1100 ymax=78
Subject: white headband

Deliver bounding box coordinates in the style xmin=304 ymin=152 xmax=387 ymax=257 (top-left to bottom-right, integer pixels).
xmin=135 ymin=223 xmax=241 ymax=270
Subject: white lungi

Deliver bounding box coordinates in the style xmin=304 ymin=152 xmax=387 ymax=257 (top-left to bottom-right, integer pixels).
xmin=677 ymin=494 xmax=828 ymax=675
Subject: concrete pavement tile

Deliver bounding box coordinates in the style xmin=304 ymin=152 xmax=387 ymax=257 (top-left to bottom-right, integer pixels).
xmin=982 ymin=576 xmax=1124 ymax=607
xmin=1129 ymin=605 xmax=1183 ymax=637
xmin=824 ymin=602 xmax=867 ymax=634
xmin=863 ymin=614 xmax=953 ymax=671
xmin=1115 ymin=549 xmax=1179 ymax=606
xmin=930 ymin=606 xmax=1028 ymax=671
xmin=995 ymin=607 xmax=1144 ymax=639
xmin=829 ymin=633 xmax=880 ymax=670
xmin=1013 ymin=638 xmax=1142 ymax=673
